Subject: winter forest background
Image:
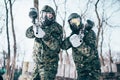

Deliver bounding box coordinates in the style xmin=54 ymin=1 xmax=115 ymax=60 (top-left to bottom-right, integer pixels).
xmin=0 ymin=0 xmax=120 ymax=80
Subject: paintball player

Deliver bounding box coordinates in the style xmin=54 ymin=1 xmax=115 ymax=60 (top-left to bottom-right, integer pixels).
xmin=61 ymin=13 xmax=101 ymax=80
xmin=26 ymin=5 xmax=63 ymax=80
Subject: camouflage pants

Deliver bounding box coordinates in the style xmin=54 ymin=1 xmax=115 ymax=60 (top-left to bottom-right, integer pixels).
xmin=76 ymin=67 xmax=100 ymax=80
xmin=74 ymin=55 xmax=101 ymax=80
xmin=32 ymin=40 xmax=59 ymax=80
xmin=32 ymin=62 xmax=58 ymax=80
xmin=32 ymin=65 xmax=40 ymax=80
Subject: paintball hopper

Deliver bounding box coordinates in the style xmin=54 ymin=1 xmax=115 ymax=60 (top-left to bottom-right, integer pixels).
xmin=29 ymin=8 xmax=38 ymax=21
xmin=85 ymin=19 xmax=94 ymax=30
xmin=87 ymin=19 xmax=94 ymax=27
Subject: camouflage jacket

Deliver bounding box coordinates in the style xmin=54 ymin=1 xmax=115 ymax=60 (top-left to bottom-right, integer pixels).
xmin=61 ymin=29 xmax=100 ymax=64
xmin=61 ymin=29 xmax=101 ymax=79
xmin=26 ymin=22 xmax=63 ymax=63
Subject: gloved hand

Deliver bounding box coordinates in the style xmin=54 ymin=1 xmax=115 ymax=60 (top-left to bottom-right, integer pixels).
xmin=69 ymin=34 xmax=82 ymax=47
xmin=33 ymin=23 xmax=45 ymax=38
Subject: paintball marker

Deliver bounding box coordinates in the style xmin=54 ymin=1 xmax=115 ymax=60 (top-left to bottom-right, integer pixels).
xmin=79 ymin=19 xmax=94 ymax=42
xmin=78 ymin=28 xmax=84 ymax=43
xmin=29 ymin=8 xmax=38 ymax=34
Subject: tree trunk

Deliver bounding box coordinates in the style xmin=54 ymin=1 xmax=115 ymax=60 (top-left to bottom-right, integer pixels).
xmin=8 ymin=0 xmax=17 ymax=80
xmin=34 ymin=0 xmax=39 ymax=21
xmin=4 ymin=0 xmax=11 ymax=80
xmin=95 ymin=0 xmax=105 ymax=67
xmin=95 ymin=0 xmax=102 ymax=48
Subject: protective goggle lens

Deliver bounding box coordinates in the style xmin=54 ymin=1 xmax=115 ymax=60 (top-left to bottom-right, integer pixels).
xmin=70 ymin=18 xmax=81 ymax=26
xmin=40 ymin=11 xmax=53 ymax=19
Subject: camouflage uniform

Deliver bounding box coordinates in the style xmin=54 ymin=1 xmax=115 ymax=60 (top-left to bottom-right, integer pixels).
xmin=62 ymin=30 xmax=100 ymax=80
xmin=26 ymin=5 xmax=63 ymax=80
xmin=61 ymin=14 xmax=101 ymax=80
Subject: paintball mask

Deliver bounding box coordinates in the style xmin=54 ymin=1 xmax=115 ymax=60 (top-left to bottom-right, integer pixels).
xmin=68 ymin=13 xmax=82 ymax=34
xmin=40 ymin=5 xmax=55 ymax=26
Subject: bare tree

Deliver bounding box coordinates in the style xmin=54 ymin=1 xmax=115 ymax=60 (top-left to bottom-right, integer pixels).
xmin=4 ymin=0 xmax=11 ymax=80
xmin=8 ymin=0 xmax=17 ymax=80
xmin=53 ymin=0 xmax=58 ymax=16
xmin=34 ymin=0 xmax=39 ymax=21
xmin=3 ymin=0 xmax=17 ymax=79
xmin=95 ymin=0 xmax=102 ymax=47
xmin=94 ymin=0 xmax=120 ymax=73
xmin=80 ymin=0 xmax=91 ymax=20
xmin=94 ymin=0 xmax=108 ymax=67
xmin=108 ymin=35 xmax=113 ymax=72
